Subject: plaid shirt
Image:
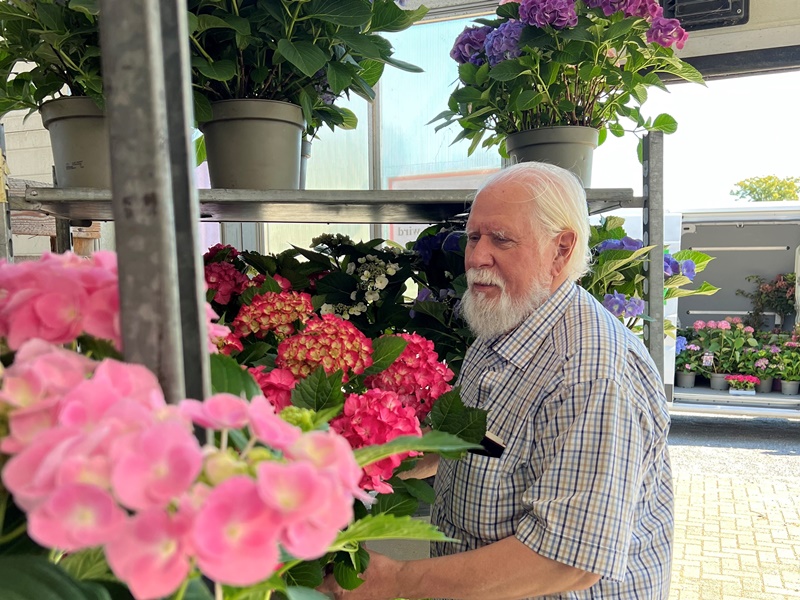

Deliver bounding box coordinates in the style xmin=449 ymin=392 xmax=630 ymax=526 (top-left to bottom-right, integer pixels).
xmin=431 ymin=282 xmax=673 ymax=599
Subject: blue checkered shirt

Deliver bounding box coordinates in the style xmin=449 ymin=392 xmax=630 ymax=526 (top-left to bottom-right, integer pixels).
xmin=432 ymin=282 xmax=673 ymax=599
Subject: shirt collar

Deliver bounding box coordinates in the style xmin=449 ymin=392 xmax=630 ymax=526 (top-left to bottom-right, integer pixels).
xmin=488 ymin=281 xmax=577 ymax=369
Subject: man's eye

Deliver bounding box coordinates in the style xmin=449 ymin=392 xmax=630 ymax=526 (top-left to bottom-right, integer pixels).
xmin=467 ymin=234 xmax=480 ymax=243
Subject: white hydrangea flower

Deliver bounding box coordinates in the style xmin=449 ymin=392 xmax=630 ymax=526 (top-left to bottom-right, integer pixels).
xmin=346 ymin=263 xmax=356 ymax=275
xmin=375 ymin=275 xmax=389 ymax=290
xmin=358 ymin=257 xmax=366 ymax=264
xmin=365 ymin=290 xmax=380 ymax=303
xmin=350 ymin=291 xmax=357 ymax=301
xmin=320 ymin=303 xmax=335 ymax=315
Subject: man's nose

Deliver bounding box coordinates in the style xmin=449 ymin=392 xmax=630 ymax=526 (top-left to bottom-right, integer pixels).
xmin=466 ymin=237 xmax=494 ymax=270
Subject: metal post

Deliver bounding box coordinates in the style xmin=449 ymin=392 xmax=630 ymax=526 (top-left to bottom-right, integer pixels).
xmin=99 ymin=0 xmax=186 ymax=403
xmin=642 ymin=132 xmax=665 ymax=381
xmin=54 ymin=218 xmax=72 ymax=253
xmin=0 ymin=125 xmax=12 ymax=262
xmin=160 ymin=0 xmax=210 ymax=401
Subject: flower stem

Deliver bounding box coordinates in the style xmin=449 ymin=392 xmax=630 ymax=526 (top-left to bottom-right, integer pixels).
xmin=216 ymin=582 xmax=223 ymax=600
xmin=0 ymin=522 xmax=26 ymax=545
xmin=172 ymin=578 xmax=190 ymax=600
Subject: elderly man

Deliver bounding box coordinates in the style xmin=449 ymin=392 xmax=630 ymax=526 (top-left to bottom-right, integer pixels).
xmin=323 ymin=162 xmax=673 ymax=599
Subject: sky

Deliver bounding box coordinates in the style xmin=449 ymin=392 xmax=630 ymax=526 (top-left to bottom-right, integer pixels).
xmin=589 ymin=70 xmax=800 ymax=212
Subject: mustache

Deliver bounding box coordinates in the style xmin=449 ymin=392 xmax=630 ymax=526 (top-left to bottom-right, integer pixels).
xmin=466 ymin=269 xmax=505 ymax=289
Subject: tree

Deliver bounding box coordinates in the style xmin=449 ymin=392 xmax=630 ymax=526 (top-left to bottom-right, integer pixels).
xmin=730 ymin=175 xmax=800 ymax=202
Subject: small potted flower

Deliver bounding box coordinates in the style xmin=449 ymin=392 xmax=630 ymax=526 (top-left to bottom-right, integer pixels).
xmin=741 ymin=345 xmax=783 ymax=393
xmin=693 ymin=318 xmax=759 ymax=389
xmin=189 ymin=0 xmax=428 ymax=189
xmin=779 ymin=341 xmax=800 ymax=395
xmin=0 ymin=0 xmax=107 ymax=187
xmin=674 ymin=337 xmax=701 ymax=388
xmin=434 ymin=0 xmax=704 ymax=185
xmin=725 ymin=374 xmax=760 ymax=396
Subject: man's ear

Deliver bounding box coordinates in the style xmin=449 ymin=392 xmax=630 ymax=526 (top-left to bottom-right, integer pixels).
xmin=551 ymin=230 xmax=577 ymax=278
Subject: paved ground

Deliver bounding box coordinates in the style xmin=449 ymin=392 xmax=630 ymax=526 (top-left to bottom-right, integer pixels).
xmin=669 ymin=414 xmax=800 ymax=599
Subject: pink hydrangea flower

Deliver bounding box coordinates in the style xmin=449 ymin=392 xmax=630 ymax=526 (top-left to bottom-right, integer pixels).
xmin=249 ymin=366 xmax=298 ymax=411
xmin=205 ymin=261 xmax=249 ymax=305
xmin=743 ymin=326 xmax=754 ymax=334
xmin=180 ymin=394 xmax=250 ymax=430
xmin=248 ymin=395 xmax=302 ymax=450
xmin=105 ymin=508 xmax=194 ymax=600
xmin=27 ymin=483 xmax=127 ymax=551
xmin=111 ymin=421 xmax=203 ymax=511
xmin=717 ymin=320 xmax=731 ymax=330
xmin=692 ymin=320 xmax=706 ymax=331
xmin=192 ymin=476 xmax=282 ymax=587
xmin=706 ymin=320 xmax=717 ymax=328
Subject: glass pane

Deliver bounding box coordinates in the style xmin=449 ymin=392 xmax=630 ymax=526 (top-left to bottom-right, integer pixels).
xmin=262 ymin=96 xmax=371 ymax=253
xmin=379 ymin=17 xmax=501 ymax=245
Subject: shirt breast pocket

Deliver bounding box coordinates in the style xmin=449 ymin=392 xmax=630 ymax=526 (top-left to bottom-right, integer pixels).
xmin=448 ymin=452 xmax=510 ymax=542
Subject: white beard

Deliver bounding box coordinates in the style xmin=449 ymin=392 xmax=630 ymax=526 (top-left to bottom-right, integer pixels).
xmin=461 ymin=268 xmax=552 ymax=340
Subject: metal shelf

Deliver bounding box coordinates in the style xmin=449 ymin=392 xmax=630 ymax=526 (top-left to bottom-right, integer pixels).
xmin=8 ymin=186 xmax=640 ymax=224
xmin=672 ymin=386 xmax=800 ymax=418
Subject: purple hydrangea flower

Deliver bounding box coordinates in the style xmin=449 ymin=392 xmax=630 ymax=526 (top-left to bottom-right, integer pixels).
xmin=584 ymin=0 xmax=629 ymax=17
xmin=621 ymin=236 xmax=644 ymax=251
xmin=442 ymin=231 xmax=464 ymax=252
xmin=625 ymin=296 xmax=645 ymax=318
xmin=602 ymin=291 xmax=627 ymax=317
xmin=312 ymin=70 xmax=336 ymax=105
xmin=680 ymin=259 xmax=696 ymax=282
xmin=484 ymin=20 xmax=525 ymax=66
xmin=647 ymin=16 xmax=689 ymax=49
xmin=628 ymin=0 xmax=662 ymax=20
xmin=663 ymin=254 xmax=680 ymax=277
xmin=519 ymin=0 xmax=578 ymax=29
xmin=450 ymin=25 xmax=493 ymax=65
xmin=755 ymin=358 xmax=769 ymax=370
xmin=597 ymin=238 xmax=624 ymax=252
xmin=675 ymin=335 xmax=687 ymax=355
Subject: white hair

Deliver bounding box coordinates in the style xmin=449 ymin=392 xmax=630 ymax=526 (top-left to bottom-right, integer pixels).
xmin=475 ymin=162 xmax=591 ymax=282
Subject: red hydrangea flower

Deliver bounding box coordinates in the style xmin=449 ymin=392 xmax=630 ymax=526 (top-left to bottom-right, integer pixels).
xmin=331 ymin=388 xmax=422 ymax=493
xmin=248 ymin=367 xmax=298 ymax=411
xmin=231 ymin=292 xmax=313 ymax=340
xmin=203 ymin=244 xmax=239 ymax=262
xmin=205 ymin=262 xmax=249 ymax=305
xmin=364 ymin=333 xmax=454 ymax=420
xmin=276 ymin=315 xmax=373 ymax=382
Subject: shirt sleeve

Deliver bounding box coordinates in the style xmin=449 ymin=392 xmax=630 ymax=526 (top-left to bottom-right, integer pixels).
xmin=514 ymin=377 xmax=652 ymax=581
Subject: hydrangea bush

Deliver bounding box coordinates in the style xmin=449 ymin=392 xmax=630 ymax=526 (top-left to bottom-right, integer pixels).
xmin=580 ymin=216 xmax=719 ymax=332
xmin=0 ymin=251 xmax=483 ymax=600
xmin=434 ymin=0 xmax=705 ymax=156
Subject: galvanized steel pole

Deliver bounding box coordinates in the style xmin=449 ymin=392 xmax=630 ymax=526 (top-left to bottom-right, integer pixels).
xmin=99 ymin=0 xmax=188 ymax=403
xmin=642 ymin=131 xmax=666 ymax=381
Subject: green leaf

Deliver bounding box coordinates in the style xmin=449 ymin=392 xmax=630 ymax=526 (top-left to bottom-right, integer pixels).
xmin=283 ymin=561 xmax=324 ymax=589
xmin=335 ymin=30 xmax=381 ymax=59
xmin=373 ymin=490 xmax=418 ymax=517
xmin=664 ymin=281 xmax=720 ymax=300
xmin=353 ymin=430 xmax=480 ymax=467
xmin=194 ymin=59 xmax=236 ymax=82
xmin=308 ymin=0 xmax=372 ymax=27
xmin=338 ymin=107 xmax=358 ymax=129
xmin=671 ymin=249 xmax=714 ymax=273
xmin=69 ymin=0 xmax=100 ymax=17
xmin=516 ymin=90 xmax=544 ymax=112
xmin=326 ymin=62 xmax=353 ymax=95
xmin=193 ymin=91 xmax=212 ymax=123
xmin=0 ymin=555 xmax=111 ymax=600
xmin=210 ymin=353 xmax=262 ymax=399
xmin=382 ymin=55 xmax=423 ymax=73
xmin=333 ymin=560 xmax=365 ymax=590
xmin=59 ymin=548 xmax=115 ymax=582
xmin=429 ymin=388 xmax=487 ymax=445
xmin=277 ymin=39 xmax=328 ymax=79
xmin=488 ymin=60 xmax=529 ymax=81
xmin=333 ymin=514 xmax=454 ymax=548
xmin=358 ymin=59 xmax=385 ymax=87
xmin=451 ymin=86 xmax=482 ymax=103
xmin=196 ymin=14 xmax=236 ymax=33
xmin=291 ymin=367 xmax=345 ymax=412
xmin=458 ymin=62 xmax=478 ymax=85
xmin=651 ymin=113 xmax=678 ymax=134
xmin=285 ymin=588 xmax=331 ymax=600
xmin=368 ymin=1 xmax=427 ymax=33
xmin=400 ymin=478 xmax=436 ymax=504
xmin=362 ymin=336 xmax=408 ymax=376
xmin=183 ymin=579 xmax=214 ymax=600
xmin=603 ymin=18 xmax=635 ymax=41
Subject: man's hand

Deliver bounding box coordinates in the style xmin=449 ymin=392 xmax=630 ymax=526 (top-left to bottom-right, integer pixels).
xmin=318 ymin=550 xmax=403 ymax=600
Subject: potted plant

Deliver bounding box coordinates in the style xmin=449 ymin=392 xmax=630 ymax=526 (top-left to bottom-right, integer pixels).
xmin=433 ymin=0 xmax=704 ymax=185
xmin=0 ymin=0 xmax=107 ymax=188
xmin=736 ymin=272 xmax=797 ymax=329
xmin=741 ymin=345 xmax=783 ymax=393
xmin=674 ymin=336 xmax=701 ymax=388
xmin=693 ymin=318 xmax=759 ymax=390
xmin=188 ymin=0 xmax=428 ymax=189
xmin=779 ymin=341 xmax=800 ymax=395
xmin=725 ymin=374 xmax=759 ymax=396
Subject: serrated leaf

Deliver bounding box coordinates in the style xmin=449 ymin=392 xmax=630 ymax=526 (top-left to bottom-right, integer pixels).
xmin=671 ymin=249 xmax=714 ymax=273
xmin=429 ymin=388 xmax=487 ymax=445
xmin=210 ymin=354 xmax=261 ymax=399
xmin=291 ymin=368 xmax=345 ymax=411
xmin=401 ymin=478 xmax=436 ymax=504
xmin=651 ymin=113 xmax=678 ymax=134
xmin=0 ymin=556 xmax=110 ymax=600
xmin=195 ymin=59 xmax=236 ymax=82
xmin=362 ymin=336 xmax=408 ymax=376
xmin=326 ymin=61 xmax=353 ymax=95
xmin=488 ymin=60 xmax=529 ymax=81
xmin=59 ymin=548 xmax=115 ymax=583
xmin=353 ymin=430 xmax=480 ymax=467
xmin=664 ymin=281 xmax=720 ymax=300
xmin=308 ymin=0 xmax=372 ymax=27
xmin=373 ymin=490 xmax=418 ymax=517
xmin=283 ymin=561 xmax=324 ymax=589
xmin=333 ymin=561 xmax=365 ymax=590
xmin=332 ymin=514 xmax=454 ymax=548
